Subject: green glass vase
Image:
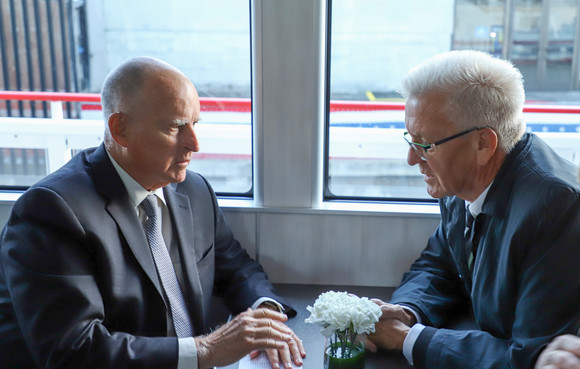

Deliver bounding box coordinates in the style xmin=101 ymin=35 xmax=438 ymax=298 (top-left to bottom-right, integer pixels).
xmin=323 ymin=330 xmax=366 ymax=369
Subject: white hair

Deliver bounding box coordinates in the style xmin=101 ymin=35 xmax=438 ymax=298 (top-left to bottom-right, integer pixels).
xmin=398 ymin=50 xmax=526 ymax=152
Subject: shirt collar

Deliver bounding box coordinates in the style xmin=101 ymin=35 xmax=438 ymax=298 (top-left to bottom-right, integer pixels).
xmin=106 ymin=150 xmax=166 ymax=208
xmin=465 ymin=182 xmax=493 ymax=217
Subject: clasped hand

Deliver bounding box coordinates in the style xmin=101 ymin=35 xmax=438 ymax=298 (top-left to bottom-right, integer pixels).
xmin=365 ymin=298 xmax=416 ymax=352
xmin=534 ymin=334 xmax=580 ymax=369
xmin=195 ymin=308 xmax=305 ymax=369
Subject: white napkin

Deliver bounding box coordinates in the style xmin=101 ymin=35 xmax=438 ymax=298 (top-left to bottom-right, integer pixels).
xmin=237 ymin=352 xmax=301 ymax=369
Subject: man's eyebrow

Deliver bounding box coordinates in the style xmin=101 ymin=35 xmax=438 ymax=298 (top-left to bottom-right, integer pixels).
xmin=172 ymin=118 xmax=199 ymax=126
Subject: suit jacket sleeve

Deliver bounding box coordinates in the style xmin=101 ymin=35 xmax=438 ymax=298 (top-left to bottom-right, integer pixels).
xmin=391 ymin=185 xmax=580 ymax=369
xmin=390 ymin=210 xmax=471 ymax=327
xmin=198 ymin=175 xmax=295 ymax=317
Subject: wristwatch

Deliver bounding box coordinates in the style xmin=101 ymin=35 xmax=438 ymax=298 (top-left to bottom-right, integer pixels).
xmin=260 ymin=300 xmax=284 ymax=313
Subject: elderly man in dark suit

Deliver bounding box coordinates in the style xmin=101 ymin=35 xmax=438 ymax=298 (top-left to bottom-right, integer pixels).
xmin=0 ymin=56 xmax=305 ymax=369
xmin=366 ymin=50 xmax=580 ymax=369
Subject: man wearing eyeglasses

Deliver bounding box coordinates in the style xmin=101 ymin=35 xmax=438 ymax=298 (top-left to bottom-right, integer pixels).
xmin=365 ymin=50 xmax=580 ymax=369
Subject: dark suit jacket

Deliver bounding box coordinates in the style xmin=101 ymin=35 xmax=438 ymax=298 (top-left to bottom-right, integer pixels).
xmin=0 ymin=144 xmax=292 ymax=369
xmin=390 ymin=133 xmax=580 ymax=369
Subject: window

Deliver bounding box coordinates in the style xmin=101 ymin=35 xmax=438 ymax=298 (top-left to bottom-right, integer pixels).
xmin=327 ymin=0 xmax=580 ymax=201
xmin=0 ymin=0 xmax=252 ymax=195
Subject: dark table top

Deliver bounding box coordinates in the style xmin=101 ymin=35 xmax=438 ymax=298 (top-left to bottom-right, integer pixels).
xmin=219 ymin=283 xmax=412 ymax=369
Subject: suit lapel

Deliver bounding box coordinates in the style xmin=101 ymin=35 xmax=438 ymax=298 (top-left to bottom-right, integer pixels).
xmin=88 ymin=145 xmax=164 ymax=298
xmin=107 ymin=201 xmax=163 ymax=295
xmin=164 ymin=185 xmax=206 ymax=334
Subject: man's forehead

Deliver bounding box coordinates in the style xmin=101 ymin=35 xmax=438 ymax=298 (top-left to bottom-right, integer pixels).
xmin=405 ymin=104 xmax=456 ymax=138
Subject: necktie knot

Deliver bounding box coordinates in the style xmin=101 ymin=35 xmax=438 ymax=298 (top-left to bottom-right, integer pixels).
xmin=141 ymin=195 xmax=158 ymax=219
xmin=465 ymin=206 xmax=481 ymax=273
xmin=465 ymin=206 xmax=475 ymax=237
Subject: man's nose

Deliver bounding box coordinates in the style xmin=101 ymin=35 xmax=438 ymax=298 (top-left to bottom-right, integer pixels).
xmin=183 ymin=124 xmax=200 ymax=152
xmin=407 ymin=146 xmax=421 ymax=166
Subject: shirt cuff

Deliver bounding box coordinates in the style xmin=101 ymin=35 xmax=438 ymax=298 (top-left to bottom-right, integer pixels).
xmin=400 ymin=305 xmax=422 ymax=324
xmin=252 ymin=297 xmax=283 ymax=312
xmin=178 ymin=337 xmax=197 ymax=369
xmin=403 ymin=323 xmax=425 ymax=366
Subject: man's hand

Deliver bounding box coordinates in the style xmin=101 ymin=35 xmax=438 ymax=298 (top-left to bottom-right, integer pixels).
xmin=370 ymin=298 xmax=417 ymax=326
xmin=365 ymin=298 xmax=415 ymax=353
xmin=195 ymin=308 xmax=304 ymax=368
xmin=249 ymin=303 xmax=306 ymax=369
xmin=535 ymin=335 xmax=580 ymax=369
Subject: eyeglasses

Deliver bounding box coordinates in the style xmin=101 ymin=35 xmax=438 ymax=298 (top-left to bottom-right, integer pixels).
xmin=403 ymin=127 xmax=483 ymax=161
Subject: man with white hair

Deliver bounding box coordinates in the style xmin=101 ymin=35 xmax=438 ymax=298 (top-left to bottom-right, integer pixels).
xmin=367 ymin=50 xmax=580 ymax=369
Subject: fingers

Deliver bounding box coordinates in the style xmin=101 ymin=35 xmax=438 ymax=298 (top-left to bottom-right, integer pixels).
xmin=259 ymin=333 xmax=306 ymax=368
xmin=263 ymin=330 xmax=305 ymax=369
xmin=365 ymin=336 xmax=378 ymax=353
xmin=551 ymin=335 xmax=580 ymax=356
xmin=536 ymin=336 xmax=580 ymax=369
xmin=371 ymin=298 xmax=387 ymax=306
xmin=251 ymin=307 xmax=289 ymax=322
xmin=288 ymin=331 xmax=306 ymax=364
xmin=540 ymin=349 xmax=580 ymax=369
xmin=369 ymin=301 xmax=416 ymax=326
xmin=252 ymin=337 xmax=304 ymax=369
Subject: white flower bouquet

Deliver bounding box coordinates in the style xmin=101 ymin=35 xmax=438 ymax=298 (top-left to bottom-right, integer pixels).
xmin=305 ymin=291 xmax=382 ymax=364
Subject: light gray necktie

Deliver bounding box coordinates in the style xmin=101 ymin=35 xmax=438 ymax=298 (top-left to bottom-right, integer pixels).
xmin=141 ymin=194 xmax=193 ymax=337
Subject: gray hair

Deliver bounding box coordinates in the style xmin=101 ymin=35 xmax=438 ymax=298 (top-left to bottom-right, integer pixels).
xmin=100 ymin=56 xmax=181 ymax=143
xmin=398 ymin=50 xmax=526 ymax=152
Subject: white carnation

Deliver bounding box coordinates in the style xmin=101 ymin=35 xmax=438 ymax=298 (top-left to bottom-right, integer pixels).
xmin=305 ymin=291 xmax=382 ymax=337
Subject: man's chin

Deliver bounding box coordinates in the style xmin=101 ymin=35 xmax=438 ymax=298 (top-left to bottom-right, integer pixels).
xmin=426 ymin=184 xmax=448 ymax=199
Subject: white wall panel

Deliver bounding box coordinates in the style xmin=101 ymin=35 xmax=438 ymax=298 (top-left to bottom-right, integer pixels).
xmin=221 ymin=210 xmax=257 ymax=259
xmin=0 ymin=202 xmax=439 ymax=287
xmin=255 ymin=212 xmax=438 ymax=287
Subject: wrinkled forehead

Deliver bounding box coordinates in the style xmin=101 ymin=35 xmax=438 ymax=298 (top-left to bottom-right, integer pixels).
xmin=405 ymin=93 xmax=457 ymax=138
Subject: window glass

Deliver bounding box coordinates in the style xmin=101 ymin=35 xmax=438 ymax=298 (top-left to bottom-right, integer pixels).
xmin=328 ymin=0 xmax=580 ymax=200
xmin=0 ymin=0 xmax=252 ymax=194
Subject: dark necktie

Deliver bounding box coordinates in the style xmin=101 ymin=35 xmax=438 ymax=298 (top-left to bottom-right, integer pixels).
xmin=464 ymin=207 xmax=480 ymax=272
xmin=141 ymin=195 xmax=193 ymax=338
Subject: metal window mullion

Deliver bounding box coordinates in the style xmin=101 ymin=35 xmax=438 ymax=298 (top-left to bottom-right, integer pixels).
xmin=571 ymin=0 xmax=580 ymax=90
xmin=8 ymin=0 xmax=24 ymax=115
xmin=21 ymin=0 xmax=37 ymax=117
xmin=66 ymin=0 xmax=79 ymax=94
xmin=502 ymin=0 xmax=515 ymax=60
xmin=537 ymin=0 xmax=551 ymax=90
xmin=45 ymin=0 xmax=59 ymax=97
xmin=0 ymin=1 xmax=13 ymax=116
xmin=57 ymin=0 xmax=72 ymax=118
xmin=33 ymin=0 xmax=48 ymax=117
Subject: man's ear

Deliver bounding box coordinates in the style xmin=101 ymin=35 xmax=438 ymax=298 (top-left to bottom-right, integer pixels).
xmin=476 ymin=127 xmax=499 ymax=165
xmin=108 ymin=112 xmax=129 ymax=148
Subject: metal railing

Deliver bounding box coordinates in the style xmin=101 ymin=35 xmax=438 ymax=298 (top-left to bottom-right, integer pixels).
xmin=0 ymin=0 xmax=88 ymax=118
xmin=1 ymin=91 xmax=579 ymax=196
